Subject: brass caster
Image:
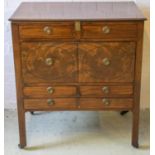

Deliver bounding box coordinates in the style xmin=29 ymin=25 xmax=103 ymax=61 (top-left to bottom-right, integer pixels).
xmin=30 ymin=111 xmax=34 ymax=115
xmin=120 ymin=111 xmax=129 ymax=115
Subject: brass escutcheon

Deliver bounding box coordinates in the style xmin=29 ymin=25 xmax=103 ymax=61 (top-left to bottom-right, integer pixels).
xmin=75 ymin=21 xmax=81 ymax=31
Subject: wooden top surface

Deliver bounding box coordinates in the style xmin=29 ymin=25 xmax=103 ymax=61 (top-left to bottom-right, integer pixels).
xmin=10 ymin=2 xmax=146 ymax=21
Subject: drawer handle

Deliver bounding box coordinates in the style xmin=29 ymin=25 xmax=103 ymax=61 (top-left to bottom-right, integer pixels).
xmin=43 ymin=26 xmax=52 ymax=34
xmin=102 ymin=86 xmax=109 ymax=94
xmin=102 ymin=26 xmax=110 ymax=34
xmin=47 ymin=99 xmax=55 ymax=105
xmin=45 ymin=58 xmax=53 ymax=66
xmin=102 ymin=99 xmax=110 ymax=106
xmin=102 ymin=58 xmax=110 ymax=66
xmin=47 ymin=87 xmax=54 ymax=94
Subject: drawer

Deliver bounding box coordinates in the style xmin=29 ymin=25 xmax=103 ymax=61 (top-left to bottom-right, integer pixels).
xmin=24 ymin=98 xmax=132 ymax=110
xmin=19 ymin=22 xmax=75 ymax=39
xmin=23 ymin=86 xmax=77 ymax=98
xmin=81 ymin=22 xmax=137 ymax=39
xmin=80 ymin=85 xmax=133 ymax=97
xmin=79 ymin=42 xmax=135 ymax=82
xmin=79 ymin=98 xmax=133 ymax=110
xmin=21 ymin=42 xmax=78 ymax=83
xmin=24 ymin=98 xmax=77 ymax=110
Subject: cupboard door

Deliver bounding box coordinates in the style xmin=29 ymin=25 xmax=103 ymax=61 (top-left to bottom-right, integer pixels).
xmin=21 ymin=42 xmax=78 ymax=83
xmin=79 ymin=42 xmax=135 ymax=82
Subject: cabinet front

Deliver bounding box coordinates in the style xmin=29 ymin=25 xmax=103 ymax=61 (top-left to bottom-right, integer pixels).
xmin=21 ymin=42 xmax=78 ymax=83
xmin=79 ymin=42 xmax=136 ymax=83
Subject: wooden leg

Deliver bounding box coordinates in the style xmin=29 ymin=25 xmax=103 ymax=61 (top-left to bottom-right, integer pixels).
xmin=132 ymin=109 xmax=140 ymax=148
xmin=131 ymin=22 xmax=144 ymax=148
xmin=17 ymin=110 xmax=26 ymax=148
xmin=12 ymin=24 xmax=27 ymax=148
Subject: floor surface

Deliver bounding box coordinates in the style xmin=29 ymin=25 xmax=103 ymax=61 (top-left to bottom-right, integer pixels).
xmin=4 ymin=109 xmax=150 ymax=155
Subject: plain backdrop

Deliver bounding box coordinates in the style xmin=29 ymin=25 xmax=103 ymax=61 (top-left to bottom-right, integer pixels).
xmin=4 ymin=0 xmax=150 ymax=109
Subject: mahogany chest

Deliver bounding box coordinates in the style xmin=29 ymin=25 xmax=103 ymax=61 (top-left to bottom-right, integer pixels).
xmin=10 ymin=2 xmax=146 ymax=148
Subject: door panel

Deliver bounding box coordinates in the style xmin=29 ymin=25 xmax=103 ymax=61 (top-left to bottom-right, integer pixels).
xmin=79 ymin=42 xmax=135 ymax=82
xmin=21 ymin=42 xmax=78 ymax=83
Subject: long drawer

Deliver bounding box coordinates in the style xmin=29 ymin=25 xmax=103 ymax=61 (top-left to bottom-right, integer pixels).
xmin=19 ymin=21 xmax=138 ymax=40
xmin=23 ymin=85 xmax=133 ymax=98
xmin=24 ymin=98 xmax=133 ymax=110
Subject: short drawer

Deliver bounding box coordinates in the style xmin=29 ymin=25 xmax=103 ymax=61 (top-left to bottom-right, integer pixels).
xmin=24 ymin=98 xmax=77 ymax=110
xmin=19 ymin=22 xmax=75 ymax=39
xmin=23 ymin=86 xmax=77 ymax=98
xmin=80 ymin=85 xmax=133 ymax=97
xmin=79 ymin=98 xmax=133 ymax=110
xmin=81 ymin=22 xmax=137 ymax=39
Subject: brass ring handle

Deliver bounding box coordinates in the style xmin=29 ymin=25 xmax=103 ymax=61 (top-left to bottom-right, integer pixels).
xmin=43 ymin=26 xmax=52 ymax=34
xmin=47 ymin=87 xmax=54 ymax=94
xmin=102 ymin=58 xmax=110 ymax=66
xmin=102 ymin=26 xmax=110 ymax=34
xmin=45 ymin=58 xmax=53 ymax=66
xmin=102 ymin=86 xmax=109 ymax=94
xmin=47 ymin=99 xmax=55 ymax=105
xmin=102 ymin=99 xmax=110 ymax=106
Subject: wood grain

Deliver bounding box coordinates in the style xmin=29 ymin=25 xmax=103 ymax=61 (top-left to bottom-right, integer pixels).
xmin=10 ymin=2 xmax=146 ymax=148
xmin=23 ymin=86 xmax=77 ymax=98
xmin=11 ymin=23 xmax=27 ymax=148
xmin=24 ymin=98 xmax=77 ymax=110
xmin=21 ymin=42 xmax=78 ymax=83
xmin=81 ymin=22 xmax=137 ymax=39
xmin=24 ymin=98 xmax=133 ymax=111
xmin=80 ymin=85 xmax=133 ymax=97
xmin=79 ymin=98 xmax=133 ymax=110
xmin=9 ymin=2 xmax=146 ymax=21
xmin=132 ymin=21 xmax=144 ymax=148
xmin=19 ymin=22 xmax=75 ymax=39
xmin=79 ymin=42 xmax=136 ymax=82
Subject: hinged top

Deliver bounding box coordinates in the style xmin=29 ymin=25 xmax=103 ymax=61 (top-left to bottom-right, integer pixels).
xmin=9 ymin=2 xmax=146 ymax=21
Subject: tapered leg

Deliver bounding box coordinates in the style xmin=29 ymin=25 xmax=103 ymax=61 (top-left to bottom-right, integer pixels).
xmin=131 ymin=22 xmax=144 ymax=148
xmin=12 ymin=24 xmax=27 ymax=148
xmin=17 ymin=110 xmax=26 ymax=148
xmin=132 ymin=109 xmax=140 ymax=148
